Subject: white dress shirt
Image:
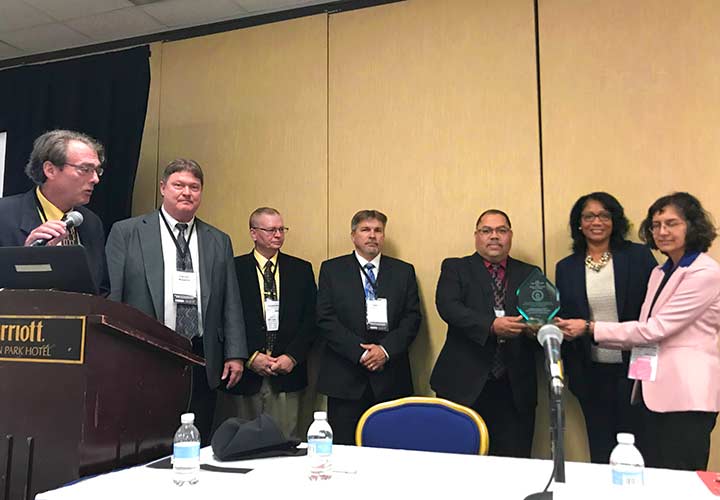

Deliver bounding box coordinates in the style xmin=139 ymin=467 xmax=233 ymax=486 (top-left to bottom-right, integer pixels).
xmin=159 ymin=206 xmax=203 ymax=335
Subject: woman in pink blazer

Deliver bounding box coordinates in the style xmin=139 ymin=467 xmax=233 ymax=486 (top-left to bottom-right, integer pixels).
xmin=557 ymin=192 xmax=720 ymax=471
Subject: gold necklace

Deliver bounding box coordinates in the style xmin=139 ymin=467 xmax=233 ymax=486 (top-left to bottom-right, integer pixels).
xmin=585 ymin=251 xmax=611 ymax=272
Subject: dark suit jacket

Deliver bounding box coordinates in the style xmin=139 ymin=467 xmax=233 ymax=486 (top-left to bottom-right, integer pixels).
xmin=0 ymin=189 xmax=109 ymax=295
xmin=105 ymin=211 xmax=248 ymax=389
xmin=430 ymin=254 xmax=540 ymax=412
xmin=555 ymin=240 xmax=656 ymax=399
xmin=316 ymin=253 xmax=421 ymax=401
xmin=230 ymin=251 xmax=317 ymax=395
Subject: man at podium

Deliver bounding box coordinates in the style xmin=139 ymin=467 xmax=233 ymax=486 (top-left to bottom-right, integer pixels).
xmin=0 ymin=129 xmax=109 ymax=294
xmin=106 ymin=158 xmax=248 ymax=442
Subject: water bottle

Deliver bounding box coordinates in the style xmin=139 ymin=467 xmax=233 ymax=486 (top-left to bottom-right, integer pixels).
xmin=307 ymin=411 xmax=333 ymax=481
xmin=610 ymin=432 xmax=644 ymax=486
xmin=172 ymin=413 xmax=200 ymax=486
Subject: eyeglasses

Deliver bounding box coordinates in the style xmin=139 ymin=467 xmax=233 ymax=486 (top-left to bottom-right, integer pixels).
xmin=650 ymin=219 xmax=685 ymax=233
xmin=252 ymin=226 xmax=289 ymax=235
xmin=581 ymin=212 xmax=611 ymax=223
xmin=476 ymin=226 xmax=511 ymax=236
xmin=64 ymin=162 xmax=104 ymax=177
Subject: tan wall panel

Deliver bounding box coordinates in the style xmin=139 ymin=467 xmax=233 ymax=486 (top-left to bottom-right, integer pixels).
xmin=541 ymin=0 xmax=720 ymax=468
xmin=329 ymin=0 xmax=542 ymax=400
xmin=133 ymin=42 xmax=163 ymax=216
xmin=157 ymin=15 xmax=328 ymax=267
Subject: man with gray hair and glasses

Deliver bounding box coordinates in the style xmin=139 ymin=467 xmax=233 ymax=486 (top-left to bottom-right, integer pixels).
xmin=217 ymin=207 xmax=317 ymax=438
xmin=0 ymin=129 xmax=109 ymax=294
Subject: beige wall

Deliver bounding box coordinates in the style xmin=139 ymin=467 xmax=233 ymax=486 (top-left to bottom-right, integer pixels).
xmin=539 ymin=0 xmax=720 ymax=469
xmin=134 ymin=0 xmax=720 ymax=466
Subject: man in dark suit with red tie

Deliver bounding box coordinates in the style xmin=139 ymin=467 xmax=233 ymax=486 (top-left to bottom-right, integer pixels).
xmin=430 ymin=209 xmax=540 ymax=458
xmin=220 ymin=207 xmax=317 ymax=438
xmin=317 ymin=210 xmax=421 ymax=445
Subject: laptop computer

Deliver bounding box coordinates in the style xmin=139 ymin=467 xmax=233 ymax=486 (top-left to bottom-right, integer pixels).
xmin=0 ymin=245 xmax=98 ymax=294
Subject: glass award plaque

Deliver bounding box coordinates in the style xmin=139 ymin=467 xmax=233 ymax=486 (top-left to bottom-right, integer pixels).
xmin=516 ymin=268 xmax=560 ymax=326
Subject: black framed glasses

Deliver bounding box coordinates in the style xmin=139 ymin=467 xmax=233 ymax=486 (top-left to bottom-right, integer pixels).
xmin=581 ymin=212 xmax=611 ymax=223
xmin=64 ymin=162 xmax=104 ymax=177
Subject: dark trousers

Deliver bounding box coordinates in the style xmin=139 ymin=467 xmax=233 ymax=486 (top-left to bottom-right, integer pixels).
xmin=637 ymin=394 xmax=717 ymax=471
xmin=327 ymin=386 xmax=379 ymax=445
xmin=189 ymin=336 xmax=217 ymax=446
xmin=577 ymin=362 xmax=638 ymax=463
xmin=466 ymin=375 xmax=535 ymax=458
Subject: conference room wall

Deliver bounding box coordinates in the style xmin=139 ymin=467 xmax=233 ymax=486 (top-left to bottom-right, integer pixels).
xmin=325 ymin=0 xmax=586 ymax=461
xmin=132 ymin=0 xmax=585 ymax=461
xmin=539 ymin=0 xmax=720 ymax=469
xmin=131 ymin=0 xmax=720 ymax=464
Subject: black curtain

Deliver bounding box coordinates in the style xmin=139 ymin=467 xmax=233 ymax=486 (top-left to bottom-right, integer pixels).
xmin=0 ymin=46 xmax=151 ymax=234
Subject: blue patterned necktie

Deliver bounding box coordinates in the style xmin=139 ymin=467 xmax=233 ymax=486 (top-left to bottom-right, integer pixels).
xmin=175 ymin=223 xmax=199 ymax=339
xmin=364 ymin=263 xmax=376 ymax=300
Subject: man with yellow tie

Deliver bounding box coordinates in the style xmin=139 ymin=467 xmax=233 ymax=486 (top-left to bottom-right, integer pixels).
xmin=219 ymin=207 xmax=317 ymax=438
xmin=0 ymin=129 xmax=109 ymax=294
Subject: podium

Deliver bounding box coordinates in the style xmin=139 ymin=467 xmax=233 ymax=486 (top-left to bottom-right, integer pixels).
xmin=0 ymin=290 xmax=204 ymax=499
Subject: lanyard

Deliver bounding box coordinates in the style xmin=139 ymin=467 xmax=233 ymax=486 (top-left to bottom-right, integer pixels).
xmin=159 ymin=210 xmax=196 ymax=264
xmin=357 ymin=259 xmax=378 ymax=293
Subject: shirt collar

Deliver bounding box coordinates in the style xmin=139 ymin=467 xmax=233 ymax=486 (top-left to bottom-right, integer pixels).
xmin=482 ymin=257 xmax=507 ymax=270
xmin=36 ymin=186 xmax=65 ymax=221
xmin=160 ymin=205 xmax=195 ymax=232
xmin=661 ymin=251 xmax=700 ymax=273
xmin=355 ymin=251 xmax=381 ymax=269
xmin=253 ymin=249 xmax=278 ymax=268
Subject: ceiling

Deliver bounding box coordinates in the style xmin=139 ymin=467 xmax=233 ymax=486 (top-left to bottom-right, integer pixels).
xmin=0 ymin=0 xmax=343 ymax=64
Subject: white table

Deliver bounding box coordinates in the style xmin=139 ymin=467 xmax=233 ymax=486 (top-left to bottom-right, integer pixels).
xmin=36 ymin=445 xmax=715 ymax=499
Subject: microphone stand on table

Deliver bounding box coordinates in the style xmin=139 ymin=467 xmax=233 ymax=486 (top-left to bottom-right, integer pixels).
xmin=525 ymin=324 xmax=566 ymax=500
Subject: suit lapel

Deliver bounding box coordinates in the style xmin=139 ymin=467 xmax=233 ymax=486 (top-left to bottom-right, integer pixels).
xmin=20 ymin=190 xmax=42 ymax=237
xmin=375 ymin=255 xmax=392 ymax=298
xmin=569 ymin=253 xmax=590 ymax=318
xmin=139 ymin=213 xmax=165 ymax=320
xmin=505 ymin=257 xmax=526 ymax=311
xmin=469 ymin=253 xmax=495 ymax=313
xmin=650 ymin=266 xmax=689 ymax=314
xmin=613 ymin=248 xmax=629 ymax=317
xmin=346 ymin=253 xmax=367 ymax=328
xmin=197 ymin=220 xmax=212 ymax=322
xmin=277 ymin=252 xmax=290 ymax=324
xmin=640 ymin=268 xmax=665 ymax=320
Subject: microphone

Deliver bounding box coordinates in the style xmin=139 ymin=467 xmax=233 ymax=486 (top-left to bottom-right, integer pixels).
xmin=537 ymin=323 xmax=564 ymax=383
xmin=30 ymin=210 xmax=84 ymax=247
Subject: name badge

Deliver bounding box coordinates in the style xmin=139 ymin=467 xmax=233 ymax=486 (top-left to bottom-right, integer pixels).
xmin=494 ymin=308 xmax=505 ymax=318
xmin=173 ymin=271 xmax=197 ymax=305
xmin=265 ymin=299 xmax=279 ymax=332
xmin=366 ymin=298 xmax=389 ymax=332
xmin=628 ymin=344 xmax=659 ymax=381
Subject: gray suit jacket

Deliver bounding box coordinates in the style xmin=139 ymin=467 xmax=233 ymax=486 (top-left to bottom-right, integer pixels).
xmin=105 ymin=211 xmax=248 ymax=388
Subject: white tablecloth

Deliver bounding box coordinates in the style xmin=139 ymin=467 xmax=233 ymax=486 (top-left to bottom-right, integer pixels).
xmin=35 ymin=445 xmax=714 ymax=499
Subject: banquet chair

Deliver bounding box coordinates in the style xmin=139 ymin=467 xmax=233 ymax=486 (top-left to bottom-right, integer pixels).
xmin=355 ymin=396 xmax=489 ymax=455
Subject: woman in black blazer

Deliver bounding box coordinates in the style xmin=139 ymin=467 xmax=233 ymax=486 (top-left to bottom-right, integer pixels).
xmin=554 ymin=192 xmax=656 ymax=463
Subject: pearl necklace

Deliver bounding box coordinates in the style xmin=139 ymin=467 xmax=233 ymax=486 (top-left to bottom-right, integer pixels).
xmin=585 ymin=252 xmax=611 ymax=272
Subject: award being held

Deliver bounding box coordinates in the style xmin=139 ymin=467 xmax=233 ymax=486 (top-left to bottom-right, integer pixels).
xmin=516 ymin=268 xmax=560 ymax=330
